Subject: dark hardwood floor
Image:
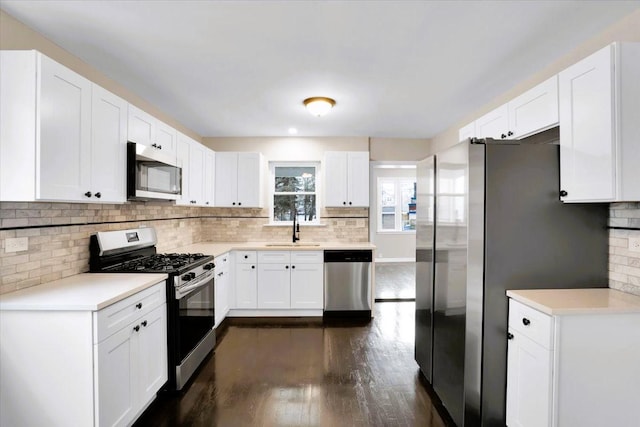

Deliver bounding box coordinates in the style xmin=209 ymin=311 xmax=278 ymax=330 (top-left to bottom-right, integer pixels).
xmin=134 ymin=302 xmax=448 ymax=427
xmin=375 ymin=262 xmax=416 ymax=300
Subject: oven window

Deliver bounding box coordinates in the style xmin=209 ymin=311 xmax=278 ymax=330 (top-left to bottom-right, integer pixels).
xmin=177 ymin=278 xmax=214 ymax=362
xmin=137 ymin=161 xmax=181 ymax=194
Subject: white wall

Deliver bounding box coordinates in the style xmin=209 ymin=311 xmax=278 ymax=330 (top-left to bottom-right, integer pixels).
xmin=369 ymin=164 xmax=417 ymax=261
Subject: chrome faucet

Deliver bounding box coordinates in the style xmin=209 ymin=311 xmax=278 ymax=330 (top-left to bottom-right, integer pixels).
xmin=292 ymin=211 xmax=300 ymax=243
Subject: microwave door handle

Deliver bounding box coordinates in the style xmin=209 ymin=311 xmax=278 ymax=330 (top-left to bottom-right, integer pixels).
xmin=175 ymin=272 xmax=214 ymax=299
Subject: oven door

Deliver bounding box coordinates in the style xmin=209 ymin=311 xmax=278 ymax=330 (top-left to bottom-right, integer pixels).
xmin=176 ymin=273 xmax=215 ymax=365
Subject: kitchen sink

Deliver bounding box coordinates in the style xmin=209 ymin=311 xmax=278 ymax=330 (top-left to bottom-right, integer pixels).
xmin=265 ymin=243 xmax=321 ymax=247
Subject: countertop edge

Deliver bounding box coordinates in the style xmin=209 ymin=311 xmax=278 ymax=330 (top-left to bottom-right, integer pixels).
xmin=506 ymin=288 xmax=640 ymax=315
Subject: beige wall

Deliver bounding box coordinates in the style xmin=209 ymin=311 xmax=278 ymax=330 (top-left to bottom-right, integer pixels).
xmin=430 ymin=9 xmax=640 ymax=154
xmin=369 ymin=138 xmax=431 ymax=162
xmin=0 ymin=9 xmax=202 ymax=142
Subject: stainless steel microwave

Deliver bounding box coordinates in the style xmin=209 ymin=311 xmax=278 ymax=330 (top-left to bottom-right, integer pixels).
xmin=127 ymin=142 xmax=182 ymax=201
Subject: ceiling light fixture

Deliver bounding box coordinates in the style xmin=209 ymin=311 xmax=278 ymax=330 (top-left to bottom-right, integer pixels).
xmin=303 ymin=97 xmax=336 ymax=117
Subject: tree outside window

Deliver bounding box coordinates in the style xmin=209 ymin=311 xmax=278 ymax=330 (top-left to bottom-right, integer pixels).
xmin=271 ymin=164 xmax=318 ymax=224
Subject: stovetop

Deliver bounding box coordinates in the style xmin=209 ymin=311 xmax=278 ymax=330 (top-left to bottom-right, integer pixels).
xmin=103 ymin=253 xmax=211 ymax=273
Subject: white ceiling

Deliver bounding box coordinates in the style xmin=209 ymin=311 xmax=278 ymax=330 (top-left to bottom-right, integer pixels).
xmin=1 ymin=1 xmax=639 ymax=139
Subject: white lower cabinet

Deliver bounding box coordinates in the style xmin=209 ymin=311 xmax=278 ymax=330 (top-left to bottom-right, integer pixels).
xmin=0 ymin=281 xmax=167 ymax=427
xmin=506 ymin=297 xmax=640 ymax=427
xmin=230 ymin=250 xmax=323 ymax=314
xmin=214 ymin=252 xmax=231 ymax=327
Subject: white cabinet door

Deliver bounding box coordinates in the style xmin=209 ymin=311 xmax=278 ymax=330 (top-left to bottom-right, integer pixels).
xmin=214 ymin=152 xmax=239 ymax=207
xmin=237 ymin=152 xmax=263 ymax=207
xmin=347 ymin=151 xmax=370 ymax=207
xmin=38 ymin=54 xmax=92 ymax=201
xmin=215 ymin=269 xmax=226 ymax=327
xmin=96 ymin=322 xmax=136 ymax=427
xmin=559 ymin=44 xmax=615 ymax=202
xmin=189 ymin=142 xmax=206 ymax=206
xmin=475 ymin=104 xmax=509 ymax=139
xmin=176 ymin=135 xmax=191 ymax=206
xmin=506 ymin=330 xmax=552 ymax=427
xmin=155 ymin=120 xmax=177 ymax=158
xmin=127 ymin=104 xmax=155 ymax=147
xmin=509 ymin=76 xmax=558 ymax=139
xmin=235 ymin=263 xmax=257 ymax=308
xmin=91 ymin=85 xmax=127 ymax=203
xmin=257 ymin=263 xmax=291 ymax=308
xmin=324 ymin=151 xmax=348 ymax=207
xmin=458 ymin=122 xmax=476 ymax=142
xmin=204 ymin=150 xmax=215 ymax=207
xmin=290 ymin=263 xmax=323 ymax=309
xmin=137 ymin=305 xmax=168 ymax=407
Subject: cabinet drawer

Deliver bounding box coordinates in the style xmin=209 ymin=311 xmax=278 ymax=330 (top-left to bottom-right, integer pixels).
xmin=291 ymin=251 xmax=323 ymax=264
xmin=508 ymin=299 xmax=554 ymax=349
xmin=258 ymin=251 xmax=290 ymax=264
xmin=94 ymin=281 xmax=166 ymax=344
xmin=236 ymin=251 xmax=257 ymax=264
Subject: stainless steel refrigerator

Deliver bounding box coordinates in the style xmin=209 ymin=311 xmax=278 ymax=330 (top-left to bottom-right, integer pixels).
xmin=415 ymin=132 xmax=609 ymax=427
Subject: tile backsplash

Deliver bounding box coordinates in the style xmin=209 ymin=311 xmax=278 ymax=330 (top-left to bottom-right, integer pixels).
xmin=0 ymin=202 xmax=369 ymax=295
xmin=609 ymin=202 xmax=640 ymax=296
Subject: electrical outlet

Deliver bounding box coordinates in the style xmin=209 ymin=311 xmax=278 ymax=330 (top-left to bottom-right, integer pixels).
xmin=5 ymin=237 xmax=28 ymax=253
xmin=630 ymin=237 xmax=640 ymax=253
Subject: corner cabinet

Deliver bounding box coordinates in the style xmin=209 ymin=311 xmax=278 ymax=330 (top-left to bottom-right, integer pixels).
xmin=506 ymin=295 xmax=640 ymax=427
xmin=0 ymin=50 xmax=127 ymax=203
xmin=324 ymin=151 xmax=370 ymax=207
xmin=214 ymin=152 xmax=264 ymax=207
xmin=558 ymin=42 xmax=640 ymax=202
xmin=0 ymin=281 xmax=168 ymax=427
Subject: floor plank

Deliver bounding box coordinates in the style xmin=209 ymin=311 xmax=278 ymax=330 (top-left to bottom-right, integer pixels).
xmin=375 ymin=262 xmax=416 ymax=300
xmin=134 ymin=302 xmax=447 ymax=427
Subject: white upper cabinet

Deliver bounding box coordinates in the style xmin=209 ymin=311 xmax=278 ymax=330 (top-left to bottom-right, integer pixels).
xmin=462 ymin=76 xmax=559 ymax=141
xmin=0 ymin=50 xmax=126 ymax=203
xmin=176 ymin=133 xmax=212 ymax=207
xmin=127 ymin=104 xmax=177 ymax=158
xmin=214 ymin=152 xmax=263 ymax=207
xmin=458 ymin=121 xmax=476 ymax=142
xmin=558 ymin=42 xmax=640 ymax=202
xmin=324 ymin=151 xmax=370 ymax=207
xmin=204 ymin=149 xmax=216 ymax=207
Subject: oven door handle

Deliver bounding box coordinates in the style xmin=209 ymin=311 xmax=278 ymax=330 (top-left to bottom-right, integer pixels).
xmin=175 ymin=272 xmax=214 ymax=299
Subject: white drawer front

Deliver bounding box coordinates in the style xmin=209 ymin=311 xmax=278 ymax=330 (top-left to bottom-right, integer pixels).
xmin=94 ymin=281 xmax=166 ymax=344
xmin=290 ymin=251 xmax=323 ymax=264
xmin=508 ymin=299 xmax=554 ymax=349
xmin=258 ymin=251 xmax=291 ymax=264
xmin=236 ymin=251 xmax=257 ymax=264
xmin=216 ymin=252 xmax=231 ymax=273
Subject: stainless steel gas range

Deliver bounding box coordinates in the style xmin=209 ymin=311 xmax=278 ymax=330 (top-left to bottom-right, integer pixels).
xmin=89 ymin=227 xmax=215 ymax=391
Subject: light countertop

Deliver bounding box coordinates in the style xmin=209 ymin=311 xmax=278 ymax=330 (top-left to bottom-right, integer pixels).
xmin=172 ymin=241 xmax=376 ymax=258
xmin=506 ymin=288 xmax=640 ymax=315
xmin=0 ymin=273 xmax=168 ymax=311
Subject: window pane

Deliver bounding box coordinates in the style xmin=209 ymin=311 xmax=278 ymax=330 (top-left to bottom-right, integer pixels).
xmin=381 ymin=182 xmax=395 ymax=206
xmin=381 ymin=213 xmax=396 ymax=230
xmin=274 ymin=166 xmax=316 ymax=193
xmin=273 ymin=194 xmax=317 ymax=222
xmin=401 ymin=180 xmax=416 ymax=230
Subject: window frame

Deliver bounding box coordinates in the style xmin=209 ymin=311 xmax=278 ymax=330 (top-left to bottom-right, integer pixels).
xmin=269 ymin=161 xmax=321 ymax=225
xmin=377 ymin=177 xmax=416 ymax=233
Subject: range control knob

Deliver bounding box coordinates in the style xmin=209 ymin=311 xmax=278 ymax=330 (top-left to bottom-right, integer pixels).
xmin=182 ymin=274 xmax=192 ymax=282
xmin=203 ymin=263 xmax=215 ymax=270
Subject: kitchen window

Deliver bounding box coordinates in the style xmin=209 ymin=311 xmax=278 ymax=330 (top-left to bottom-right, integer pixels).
xmin=270 ymin=163 xmax=319 ymax=224
xmin=378 ymin=177 xmax=416 ymax=232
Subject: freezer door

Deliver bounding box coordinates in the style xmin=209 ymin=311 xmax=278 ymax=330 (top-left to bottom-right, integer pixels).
xmin=415 ymin=156 xmax=435 ymax=381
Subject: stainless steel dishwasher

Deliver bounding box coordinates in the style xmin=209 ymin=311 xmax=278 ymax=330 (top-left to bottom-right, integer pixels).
xmin=324 ymin=250 xmax=372 ymax=317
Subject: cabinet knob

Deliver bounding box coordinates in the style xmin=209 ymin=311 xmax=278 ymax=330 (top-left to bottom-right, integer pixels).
xmin=206 ymin=201 xmax=209 ymax=205
xmin=522 ymin=318 xmax=531 ymax=326
xmin=291 ymin=265 xmax=295 ymax=269
xmin=84 ymin=191 xmax=92 ymax=198
xmin=151 ymin=143 xmax=158 ymax=148
xmin=141 ymin=320 xmax=147 ymax=327
xmin=285 ymin=265 xmax=289 ymax=269
xmin=94 ymin=192 xmax=101 ymax=199
xmin=158 ymin=145 xmax=162 ymax=150
xmin=560 ymin=190 xmax=568 ymax=197
xmin=238 ymin=202 xmax=242 ymax=206
xmin=244 ymin=255 xmax=248 ymax=259
xmin=136 ymin=302 xmax=142 ymax=309
xmin=349 ymin=201 xmax=352 ymax=205
xmin=133 ymin=325 xmax=140 ymax=332
xmin=501 ymin=133 xmax=507 ymax=139
xmin=507 ymin=131 xmax=514 ymax=136
xmin=343 ymin=201 xmax=346 ymax=205
xmin=507 ymin=332 xmax=514 ymax=340
xmin=251 ymin=265 xmax=255 ymax=269
xmin=232 ymin=202 xmax=236 ymax=206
